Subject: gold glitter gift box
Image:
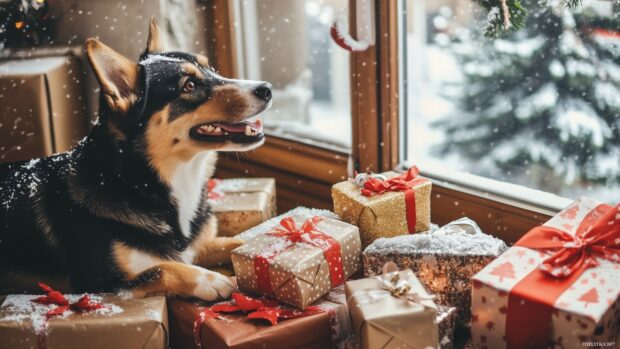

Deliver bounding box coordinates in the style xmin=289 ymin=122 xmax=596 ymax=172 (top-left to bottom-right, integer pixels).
xmin=209 ymin=178 xmax=277 ymax=237
xmin=231 ymin=214 xmax=362 ymax=308
xmin=332 ymin=167 xmax=431 ymax=247
xmin=363 ymin=218 xmax=508 ymax=327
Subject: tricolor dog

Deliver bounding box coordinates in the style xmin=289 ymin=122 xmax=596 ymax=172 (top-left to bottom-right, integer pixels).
xmin=0 ymin=18 xmax=271 ymax=300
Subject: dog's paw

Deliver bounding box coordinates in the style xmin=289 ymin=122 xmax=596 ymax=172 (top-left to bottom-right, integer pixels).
xmin=221 ymin=237 xmax=244 ymax=252
xmin=192 ymin=270 xmax=235 ymax=301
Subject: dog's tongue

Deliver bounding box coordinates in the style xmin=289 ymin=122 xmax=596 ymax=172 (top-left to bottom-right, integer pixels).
xmin=213 ymin=119 xmax=262 ymax=133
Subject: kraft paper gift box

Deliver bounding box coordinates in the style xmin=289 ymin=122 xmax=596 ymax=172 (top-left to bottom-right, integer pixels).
xmin=231 ymin=214 xmax=362 ymax=308
xmin=0 ymin=56 xmax=89 ymax=163
xmin=363 ymin=218 xmax=508 ymax=327
xmin=345 ymin=262 xmax=457 ymax=349
xmin=209 ymin=178 xmax=277 ymax=237
xmin=0 ymin=293 xmax=168 ymax=349
xmin=332 ymin=166 xmax=431 ymax=247
xmin=471 ymin=197 xmax=620 ymax=349
xmin=169 ymin=286 xmax=356 ymax=349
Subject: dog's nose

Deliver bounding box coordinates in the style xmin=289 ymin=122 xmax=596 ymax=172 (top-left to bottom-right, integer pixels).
xmin=254 ymin=83 xmax=272 ymax=102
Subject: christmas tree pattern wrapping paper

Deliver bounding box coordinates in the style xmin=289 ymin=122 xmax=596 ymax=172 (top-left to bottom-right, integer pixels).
xmin=232 ymin=214 xmax=362 ymax=308
xmin=471 ymin=197 xmax=620 ymax=349
xmin=169 ymin=285 xmax=356 ymax=349
xmin=0 ymin=294 xmax=167 ymax=349
xmin=363 ymin=218 xmax=508 ymax=327
xmin=209 ymin=178 xmax=277 ymax=237
xmin=345 ymin=262 xmax=457 ymax=349
xmin=332 ymin=167 xmax=431 ymax=247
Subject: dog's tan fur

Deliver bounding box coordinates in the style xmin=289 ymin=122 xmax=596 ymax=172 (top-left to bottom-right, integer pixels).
xmin=84 ymin=17 xmax=256 ymax=300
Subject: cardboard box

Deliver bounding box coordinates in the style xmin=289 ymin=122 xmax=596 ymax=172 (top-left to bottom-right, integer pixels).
xmin=0 ymin=294 xmax=168 ymax=349
xmin=471 ymin=197 xmax=620 ymax=349
xmin=169 ymin=286 xmax=355 ymax=349
xmin=363 ymin=218 xmax=508 ymax=326
xmin=332 ymin=169 xmax=431 ymax=247
xmin=0 ymin=56 xmax=88 ymax=163
xmin=345 ymin=266 xmax=457 ymax=349
xmin=232 ymin=213 xmax=362 ymax=308
xmin=210 ymin=178 xmax=277 ymax=237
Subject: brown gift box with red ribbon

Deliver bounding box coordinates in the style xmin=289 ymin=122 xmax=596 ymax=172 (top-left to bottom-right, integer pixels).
xmin=168 ymin=286 xmax=356 ymax=349
xmin=0 ymin=293 xmax=167 ymax=349
xmin=332 ymin=166 xmax=431 ymax=247
xmin=209 ymin=178 xmax=277 ymax=237
xmin=231 ymin=215 xmax=362 ymax=308
xmin=471 ymin=197 xmax=620 ymax=349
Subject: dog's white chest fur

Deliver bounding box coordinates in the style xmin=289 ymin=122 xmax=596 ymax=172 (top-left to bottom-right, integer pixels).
xmin=170 ymin=151 xmax=216 ymax=237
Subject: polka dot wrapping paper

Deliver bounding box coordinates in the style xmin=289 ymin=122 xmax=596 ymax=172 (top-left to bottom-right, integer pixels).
xmin=231 ymin=214 xmax=362 ymax=309
xmin=209 ymin=178 xmax=277 ymax=237
xmin=471 ymin=197 xmax=620 ymax=349
xmin=332 ymin=171 xmax=431 ymax=248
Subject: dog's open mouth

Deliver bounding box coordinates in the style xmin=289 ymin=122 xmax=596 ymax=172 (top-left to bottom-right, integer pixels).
xmin=190 ymin=118 xmax=264 ymax=144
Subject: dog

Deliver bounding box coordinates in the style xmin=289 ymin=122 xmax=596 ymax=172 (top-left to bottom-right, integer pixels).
xmin=0 ymin=18 xmax=272 ymax=301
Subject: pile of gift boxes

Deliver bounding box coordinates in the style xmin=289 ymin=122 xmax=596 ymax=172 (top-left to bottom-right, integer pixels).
xmin=1 ymin=167 xmax=618 ymax=349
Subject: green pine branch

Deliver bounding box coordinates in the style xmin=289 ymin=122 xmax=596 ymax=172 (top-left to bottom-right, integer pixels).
xmin=476 ymin=0 xmax=583 ymax=38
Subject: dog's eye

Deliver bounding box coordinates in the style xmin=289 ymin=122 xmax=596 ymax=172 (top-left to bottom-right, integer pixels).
xmin=183 ymin=80 xmax=195 ymax=93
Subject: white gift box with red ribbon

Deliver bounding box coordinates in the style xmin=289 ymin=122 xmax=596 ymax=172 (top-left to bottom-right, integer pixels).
xmin=471 ymin=197 xmax=620 ymax=349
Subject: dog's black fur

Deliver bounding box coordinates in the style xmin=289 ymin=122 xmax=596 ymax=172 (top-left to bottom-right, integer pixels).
xmin=0 ymin=19 xmax=270 ymax=297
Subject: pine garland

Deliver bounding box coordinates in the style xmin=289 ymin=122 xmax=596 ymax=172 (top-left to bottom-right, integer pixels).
xmin=475 ymin=0 xmax=583 ymax=37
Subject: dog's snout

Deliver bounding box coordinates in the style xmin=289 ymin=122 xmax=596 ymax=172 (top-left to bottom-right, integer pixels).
xmin=253 ymin=83 xmax=272 ymax=102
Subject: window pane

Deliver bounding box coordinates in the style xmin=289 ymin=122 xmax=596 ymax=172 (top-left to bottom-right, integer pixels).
xmin=405 ymin=0 xmax=620 ymax=203
xmin=235 ymin=0 xmax=351 ymax=150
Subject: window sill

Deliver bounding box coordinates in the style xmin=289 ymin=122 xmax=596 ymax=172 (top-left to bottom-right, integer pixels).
xmin=400 ymin=161 xmax=572 ymax=215
xmin=398 ymin=161 xmax=572 ymax=243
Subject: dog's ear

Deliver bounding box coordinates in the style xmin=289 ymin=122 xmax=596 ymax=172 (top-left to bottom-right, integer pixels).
xmin=85 ymin=38 xmax=138 ymax=114
xmin=146 ymin=16 xmax=167 ymax=53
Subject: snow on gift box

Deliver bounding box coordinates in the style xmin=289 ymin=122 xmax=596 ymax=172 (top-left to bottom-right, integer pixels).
xmin=471 ymin=197 xmax=620 ymax=349
xmin=231 ymin=214 xmax=362 ymax=309
xmin=332 ymin=166 xmax=431 ymax=248
xmin=0 ymin=283 xmax=167 ymax=349
xmin=208 ymin=178 xmax=277 ymax=237
xmin=363 ymin=218 xmax=508 ymax=327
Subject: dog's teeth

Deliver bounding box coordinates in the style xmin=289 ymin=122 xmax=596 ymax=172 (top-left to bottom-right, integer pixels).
xmin=245 ymin=125 xmax=252 ymax=136
xmin=214 ymin=127 xmax=222 ymax=133
xmin=224 ymin=132 xmax=228 ymax=135
xmin=207 ymin=125 xmax=214 ymax=131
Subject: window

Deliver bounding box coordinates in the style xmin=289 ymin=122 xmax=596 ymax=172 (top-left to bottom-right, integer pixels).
xmin=233 ymin=0 xmax=352 ymax=151
xmin=404 ymin=0 xmax=620 ymax=204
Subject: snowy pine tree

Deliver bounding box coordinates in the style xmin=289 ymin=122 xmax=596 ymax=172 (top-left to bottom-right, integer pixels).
xmin=437 ymin=1 xmax=620 ymax=195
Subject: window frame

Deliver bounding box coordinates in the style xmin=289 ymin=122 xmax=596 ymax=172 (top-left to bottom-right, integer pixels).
xmin=206 ymin=0 xmax=565 ymax=242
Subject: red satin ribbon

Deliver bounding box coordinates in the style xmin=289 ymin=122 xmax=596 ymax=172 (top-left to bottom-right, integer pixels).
xmin=361 ymin=166 xmax=427 ymax=233
xmin=253 ymin=216 xmax=345 ymax=295
xmin=193 ymin=293 xmax=323 ymax=348
xmin=505 ymin=203 xmax=619 ymax=349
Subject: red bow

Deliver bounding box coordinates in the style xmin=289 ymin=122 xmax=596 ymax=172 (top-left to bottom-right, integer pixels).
xmin=516 ymin=203 xmax=620 ymax=278
xmin=193 ymin=292 xmax=322 ymax=347
xmin=32 ymin=283 xmax=107 ymax=318
xmin=360 ymin=166 xmax=427 ymax=233
xmin=268 ymin=216 xmax=324 ymax=243
xmin=361 ymin=166 xmax=425 ymax=197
